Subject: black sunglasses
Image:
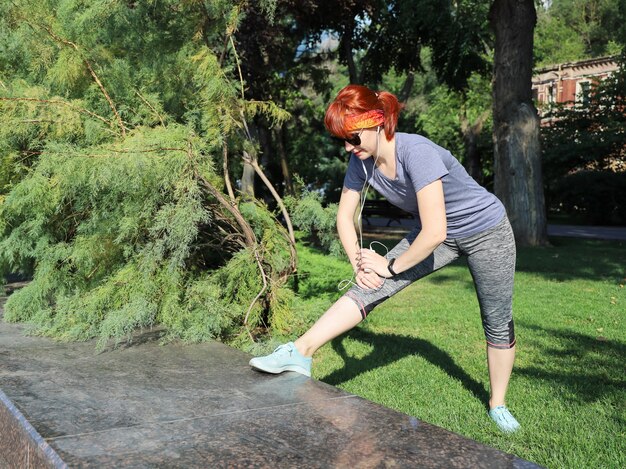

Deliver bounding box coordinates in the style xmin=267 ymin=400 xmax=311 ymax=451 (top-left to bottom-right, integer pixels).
xmin=345 ymin=131 xmax=362 ymax=146
xmin=333 ymin=128 xmax=363 ymax=147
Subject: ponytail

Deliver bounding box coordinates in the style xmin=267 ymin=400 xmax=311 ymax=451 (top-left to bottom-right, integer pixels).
xmin=375 ymin=91 xmax=403 ymax=141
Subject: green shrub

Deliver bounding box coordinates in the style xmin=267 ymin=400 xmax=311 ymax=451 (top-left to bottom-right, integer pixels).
xmin=286 ymin=191 xmax=344 ymax=257
xmin=551 ymin=171 xmax=626 ymax=225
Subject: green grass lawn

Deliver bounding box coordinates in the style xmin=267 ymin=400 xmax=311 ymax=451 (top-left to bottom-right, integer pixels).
xmin=286 ymin=235 xmax=625 ymax=469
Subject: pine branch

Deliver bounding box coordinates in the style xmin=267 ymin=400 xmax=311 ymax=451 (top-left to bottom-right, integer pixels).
xmin=244 ymin=151 xmax=297 ymax=278
xmin=197 ymin=174 xmax=256 ymax=248
xmin=219 ymin=34 xmax=230 ymax=67
xmin=22 ymin=18 xmax=128 ymax=137
xmin=227 ymin=30 xmax=296 ymax=277
xmin=188 ymin=142 xmax=257 ymax=248
xmin=0 ymin=97 xmax=117 ymax=131
xmin=219 ymin=5 xmax=241 ymax=67
xmin=102 ymin=147 xmax=185 ymax=154
xmin=16 ymin=151 xmax=42 ymax=164
xmin=243 ymin=250 xmax=268 ymax=342
xmin=222 ymin=142 xmax=236 ymax=203
xmin=230 ymin=36 xmax=245 ymax=101
xmin=134 ymin=89 xmax=165 ymax=127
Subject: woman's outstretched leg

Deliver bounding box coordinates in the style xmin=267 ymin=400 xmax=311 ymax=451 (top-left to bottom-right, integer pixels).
xmin=294 ymin=296 xmax=362 ymax=357
xmin=250 ymin=234 xmax=460 ymax=377
xmin=249 ymin=297 xmax=362 ymax=377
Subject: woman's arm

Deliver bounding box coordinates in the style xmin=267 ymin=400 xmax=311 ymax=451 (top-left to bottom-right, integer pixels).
xmin=337 ymin=187 xmax=383 ymax=289
xmin=359 ymin=179 xmax=447 ymax=276
xmin=391 ymin=179 xmax=447 ymax=273
xmin=336 ymin=187 xmax=362 ymax=273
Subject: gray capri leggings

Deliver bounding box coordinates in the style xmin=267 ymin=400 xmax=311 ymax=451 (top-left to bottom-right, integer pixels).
xmin=345 ymin=216 xmax=516 ymax=349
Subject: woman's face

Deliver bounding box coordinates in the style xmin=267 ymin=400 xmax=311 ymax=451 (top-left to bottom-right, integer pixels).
xmin=344 ymin=127 xmax=379 ymax=160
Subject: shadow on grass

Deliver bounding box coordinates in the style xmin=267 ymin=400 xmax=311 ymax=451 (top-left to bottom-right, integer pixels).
xmin=511 ymin=238 xmax=625 ymax=282
xmin=516 ymin=321 xmax=626 ymax=405
xmin=321 ymin=328 xmax=490 ymax=409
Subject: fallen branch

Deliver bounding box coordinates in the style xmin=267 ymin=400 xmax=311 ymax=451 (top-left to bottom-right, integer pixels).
xmin=244 ymin=151 xmax=298 ymax=278
xmin=243 ymin=249 xmax=268 ymax=342
xmin=223 ymin=141 xmax=236 ymax=203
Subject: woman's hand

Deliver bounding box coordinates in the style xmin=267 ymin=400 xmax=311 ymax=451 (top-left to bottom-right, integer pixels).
xmin=358 ymin=248 xmax=393 ymax=279
xmin=355 ymin=268 xmax=384 ymax=290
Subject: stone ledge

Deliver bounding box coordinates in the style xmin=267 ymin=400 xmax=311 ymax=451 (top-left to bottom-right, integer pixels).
xmin=1 ymin=293 xmax=542 ymax=468
xmin=0 ymin=390 xmax=66 ymax=468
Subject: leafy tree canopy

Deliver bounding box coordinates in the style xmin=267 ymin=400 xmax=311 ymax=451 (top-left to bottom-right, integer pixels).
xmin=535 ymin=0 xmax=625 ymax=67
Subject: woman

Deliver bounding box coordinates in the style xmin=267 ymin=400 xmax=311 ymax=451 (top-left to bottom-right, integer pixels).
xmin=249 ymin=84 xmax=520 ymax=433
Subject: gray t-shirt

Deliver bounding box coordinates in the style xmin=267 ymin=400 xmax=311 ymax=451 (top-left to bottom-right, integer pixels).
xmin=343 ymin=132 xmax=505 ymax=238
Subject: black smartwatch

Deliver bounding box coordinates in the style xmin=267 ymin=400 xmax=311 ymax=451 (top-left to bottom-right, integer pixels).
xmin=387 ymin=258 xmax=398 ymax=277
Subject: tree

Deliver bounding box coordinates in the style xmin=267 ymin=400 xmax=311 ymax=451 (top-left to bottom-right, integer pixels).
xmin=534 ymin=0 xmax=625 ymax=67
xmin=489 ymin=0 xmax=548 ymax=246
xmin=347 ymin=0 xmax=491 ymax=91
xmin=418 ymin=71 xmax=493 ymax=185
xmin=534 ymin=4 xmax=587 ymax=66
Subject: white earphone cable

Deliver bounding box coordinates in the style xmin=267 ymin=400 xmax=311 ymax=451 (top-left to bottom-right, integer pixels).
xmin=338 ymin=126 xmax=388 ymax=291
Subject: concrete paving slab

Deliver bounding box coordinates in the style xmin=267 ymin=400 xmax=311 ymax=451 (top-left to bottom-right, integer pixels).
xmin=0 ymin=293 xmax=542 ymax=468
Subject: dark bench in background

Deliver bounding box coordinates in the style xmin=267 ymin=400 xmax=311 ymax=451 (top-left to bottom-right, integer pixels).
xmin=363 ymin=199 xmax=415 ymax=226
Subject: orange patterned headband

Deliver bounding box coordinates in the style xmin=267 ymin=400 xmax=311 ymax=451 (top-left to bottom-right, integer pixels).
xmin=344 ymin=109 xmax=385 ymax=132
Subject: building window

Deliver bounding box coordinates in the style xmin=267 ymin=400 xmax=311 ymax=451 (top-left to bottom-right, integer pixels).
xmin=577 ymin=80 xmax=591 ymax=107
xmin=548 ymin=84 xmax=556 ymax=104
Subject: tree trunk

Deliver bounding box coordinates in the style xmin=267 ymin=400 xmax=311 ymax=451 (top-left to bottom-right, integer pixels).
xmin=276 ymin=126 xmax=294 ymax=196
xmin=461 ymin=109 xmax=489 ymax=184
xmin=489 ymin=0 xmax=548 ymax=246
xmin=463 ymin=128 xmax=482 ymax=184
xmin=399 ymin=69 xmax=416 ymax=104
xmin=342 ymin=23 xmax=359 ymax=84
xmin=241 ymin=161 xmax=255 ymax=197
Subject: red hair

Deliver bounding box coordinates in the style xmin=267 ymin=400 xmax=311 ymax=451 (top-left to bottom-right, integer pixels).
xmin=324 ymin=84 xmax=403 ymax=141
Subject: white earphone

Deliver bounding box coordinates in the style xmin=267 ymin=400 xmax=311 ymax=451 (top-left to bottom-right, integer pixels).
xmin=338 ymin=123 xmax=388 ymax=291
